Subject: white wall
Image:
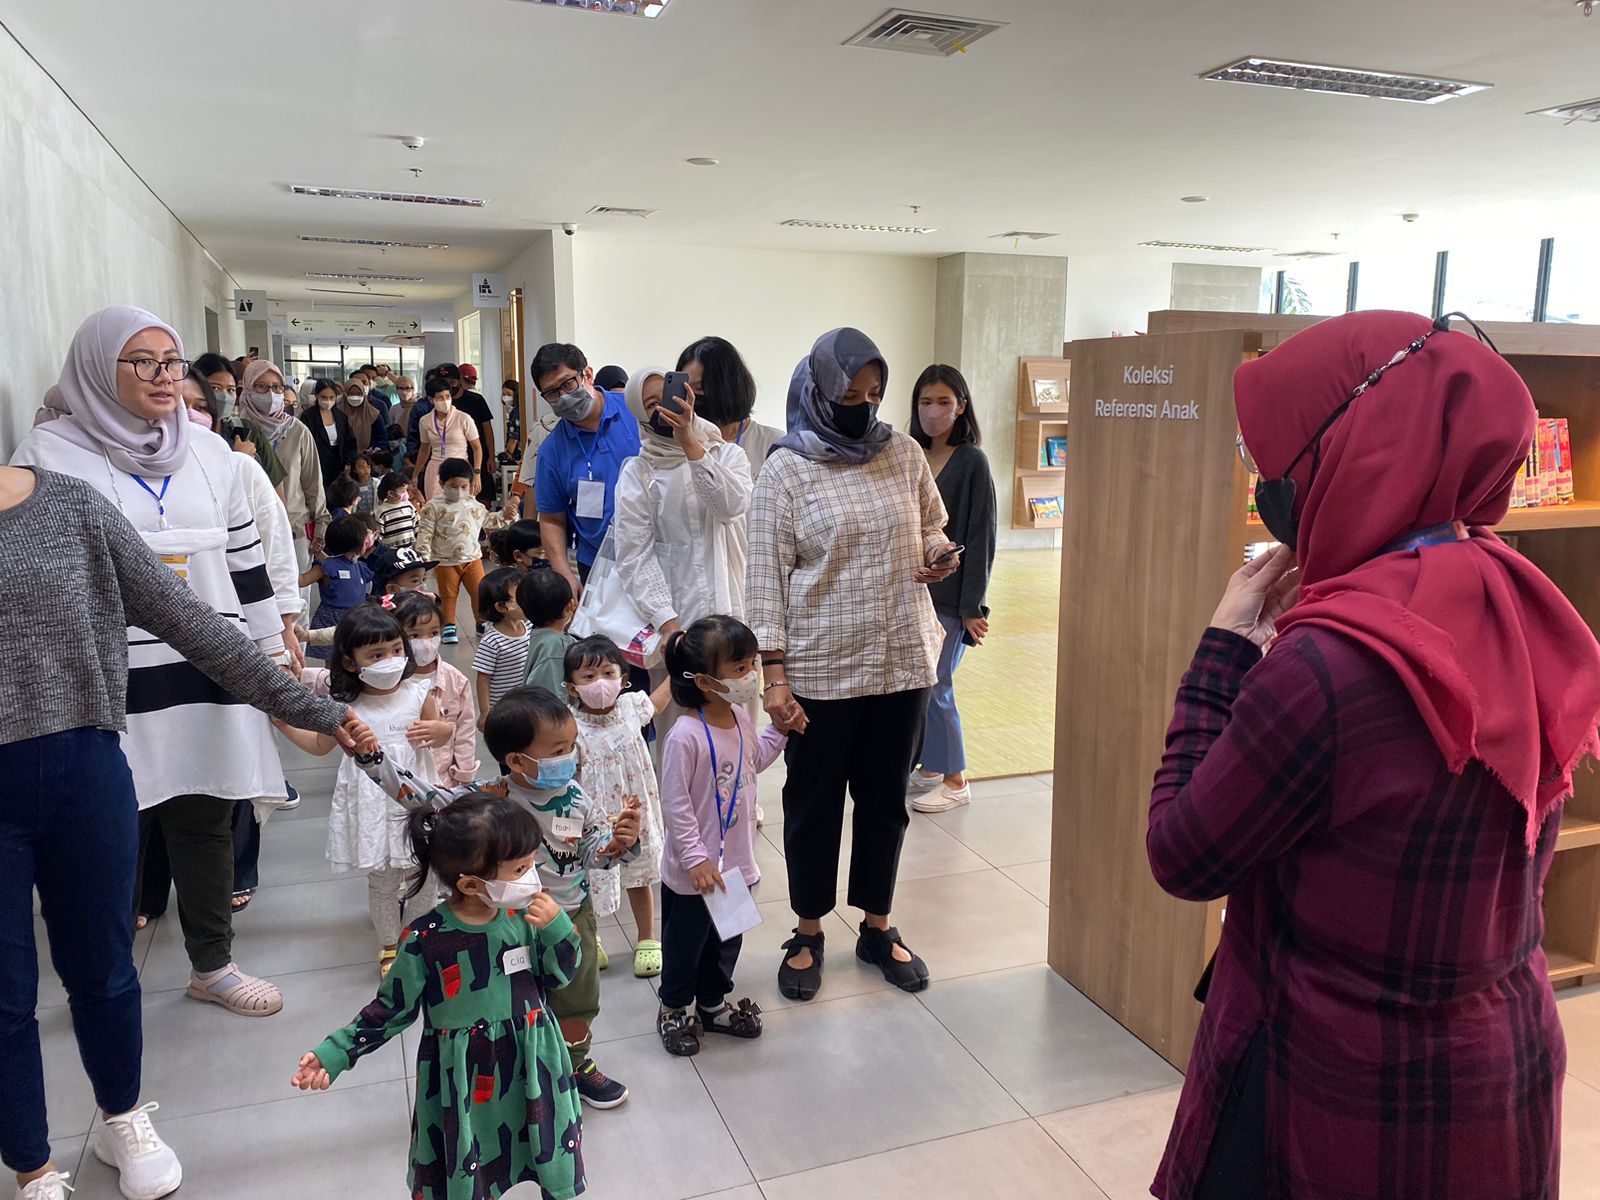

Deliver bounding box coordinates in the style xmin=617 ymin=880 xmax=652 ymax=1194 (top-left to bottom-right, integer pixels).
xmin=0 ymin=25 xmax=243 ymax=455
xmin=570 ymin=240 xmax=938 ymax=432
xmin=1063 ymin=256 xmax=1180 ymax=345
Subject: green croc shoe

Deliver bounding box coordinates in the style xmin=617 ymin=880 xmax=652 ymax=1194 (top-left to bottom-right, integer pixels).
xmin=634 ymin=938 xmax=663 ymax=978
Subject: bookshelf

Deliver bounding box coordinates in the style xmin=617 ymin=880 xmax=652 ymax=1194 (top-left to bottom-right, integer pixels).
xmin=1050 ymin=315 xmax=1600 ymax=1071
xmin=1013 ymin=356 xmax=1070 ymax=529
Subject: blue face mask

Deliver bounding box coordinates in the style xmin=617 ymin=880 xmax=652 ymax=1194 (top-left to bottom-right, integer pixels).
xmin=531 ymin=750 xmax=578 ymax=791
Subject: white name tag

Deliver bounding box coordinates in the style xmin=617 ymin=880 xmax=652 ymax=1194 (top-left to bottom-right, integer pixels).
xmin=575 ymin=478 xmax=605 ymax=520
xmin=503 ymin=946 xmax=531 ymax=975
xmin=550 ymin=815 xmax=583 ymax=841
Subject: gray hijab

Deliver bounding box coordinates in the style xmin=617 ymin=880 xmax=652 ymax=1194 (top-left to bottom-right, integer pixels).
xmin=773 ymin=327 xmax=893 ymax=465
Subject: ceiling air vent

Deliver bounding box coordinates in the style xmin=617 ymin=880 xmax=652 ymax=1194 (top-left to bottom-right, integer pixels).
xmin=305 ymin=272 xmax=423 ymax=282
xmin=1530 ymin=98 xmax=1600 ymax=123
xmin=1140 ymin=240 xmax=1272 ymax=254
xmin=992 ymin=231 xmax=1057 ymax=241
xmin=291 ymin=185 xmax=487 ymax=207
xmin=1202 ymin=57 xmax=1489 ymax=105
xmin=845 ymin=9 xmax=1006 ymax=57
xmin=1276 ymin=250 xmax=1340 ymax=259
xmin=586 ymin=206 xmax=656 ymax=218
xmin=300 ymin=235 xmax=449 ymax=249
xmin=782 ymin=219 xmax=939 ymax=234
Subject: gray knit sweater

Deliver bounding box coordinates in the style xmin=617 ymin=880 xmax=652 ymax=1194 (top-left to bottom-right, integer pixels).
xmin=0 ymin=468 xmax=346 ymax=746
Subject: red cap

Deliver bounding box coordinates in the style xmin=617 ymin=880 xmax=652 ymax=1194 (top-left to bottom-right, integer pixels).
xmin=459 ymin=363 xmax=478 ymax=381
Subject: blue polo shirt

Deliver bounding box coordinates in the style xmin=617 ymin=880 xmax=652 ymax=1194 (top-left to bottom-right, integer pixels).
xmin=533 ymin=391 xmax=640 ymax=567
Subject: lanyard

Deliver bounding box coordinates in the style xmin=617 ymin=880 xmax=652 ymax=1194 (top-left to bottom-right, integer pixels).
xmin=697 ymin=711 xmax=743 ymax=870
xmin=734 ymin=419 xmax=749 ymax=447
xmin=574 ymin=426 xmax=601 ymax=480
xmin=132 ymin=475 xmax=172 ymax=530
xmin=1381 ymin=520 xmax=1469 ymax=555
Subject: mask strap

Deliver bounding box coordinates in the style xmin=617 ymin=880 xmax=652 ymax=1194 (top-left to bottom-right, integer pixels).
xmin=1434 ymin=311 xmax=1502 ymax=355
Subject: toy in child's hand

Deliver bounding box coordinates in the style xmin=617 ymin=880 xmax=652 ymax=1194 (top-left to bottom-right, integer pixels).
xmin=291 ymin=1052 xmax=332 ymax=1092
xmin=523 ymin=891 xmax=561 ymax=929
xmin=600 ymin=798 xmax=641 ymax=859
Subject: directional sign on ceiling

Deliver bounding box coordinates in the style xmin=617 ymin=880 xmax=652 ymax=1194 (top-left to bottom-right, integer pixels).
xmin=285 ymin=311 xmax=423 ymax=337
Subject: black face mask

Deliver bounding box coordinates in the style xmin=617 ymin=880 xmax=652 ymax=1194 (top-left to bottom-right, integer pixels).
xmin=647 ymin=411 xmax=675 ymax=438
xmin=830 ymin=400 xmax=876 ymax=439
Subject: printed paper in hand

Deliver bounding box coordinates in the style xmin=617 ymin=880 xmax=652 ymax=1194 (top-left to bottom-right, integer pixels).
xmin=704 ymin=870 xmax=762 ymax=941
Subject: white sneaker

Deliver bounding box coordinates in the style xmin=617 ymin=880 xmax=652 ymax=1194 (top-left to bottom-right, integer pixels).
xmin=756 ymin=803 xmax=766 ymax=827
xmin=911 ymin=782 xmax=971 ymax=814
xmin=16 ymin=1172 xmax=73 ymax=1200
xmin=92 ymin=1103 xmax=182 ymax=1200
xmin=906 ymin=770 xmax=943 ymax=796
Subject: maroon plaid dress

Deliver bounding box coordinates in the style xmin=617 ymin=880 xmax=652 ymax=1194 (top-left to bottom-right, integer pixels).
xmin=1148 ymin=627 xmax=1565 ymax=1200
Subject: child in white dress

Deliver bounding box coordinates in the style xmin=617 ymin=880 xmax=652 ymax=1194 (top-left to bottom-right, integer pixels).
xmin=564 ymin=635 xmax=671 ymax=977
xmin=275 ymin=603 xmax=454 ymax=977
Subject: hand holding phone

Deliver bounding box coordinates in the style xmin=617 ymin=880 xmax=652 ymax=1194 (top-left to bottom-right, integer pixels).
xmin=931 ymin=544 xmax=965 ymax=566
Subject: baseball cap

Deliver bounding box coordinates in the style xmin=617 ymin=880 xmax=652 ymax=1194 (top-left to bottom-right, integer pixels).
xmin=434 ymin=363 xmax=461 ymax=381
xmin=458 ymin=363 xmax=478 ymax=382
xmin=371 ymin=545 xmax=438 ymax=590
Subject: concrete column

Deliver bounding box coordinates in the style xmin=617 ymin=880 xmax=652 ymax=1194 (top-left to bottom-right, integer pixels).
xmin=933 ymin=252 xmax=1068 ymax=550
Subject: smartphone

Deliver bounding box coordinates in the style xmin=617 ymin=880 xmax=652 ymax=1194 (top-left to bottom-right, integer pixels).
xmin=932 ymin=544 xmax=965 ymax=565
xmin=660 ymin=371 xmax=691 ymax=416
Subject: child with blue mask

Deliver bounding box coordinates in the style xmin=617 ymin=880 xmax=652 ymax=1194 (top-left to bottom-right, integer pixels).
xmin=355 ymin=684 xmax=642 ymax=1112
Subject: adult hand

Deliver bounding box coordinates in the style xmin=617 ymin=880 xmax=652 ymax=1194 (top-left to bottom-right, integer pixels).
xmin=962 ymin=615 xmax=989 ymax=645
xmin=523 ymin=891 xmax=562 ymax=929
xmin=335 ymin=712 xmax=379 ymax=755
xmin=558 ymin=568 xmax=583 ymax=605
xmin=688 ymin=860 xmax=726 ymax=895
xmin=310 ymin=537 xmax=326 ymax=559
xmin=406 ymin=718 xmax=455 ymax=749
xmin=657 ymin=617 xmax=681 ymax=643
xmin=763 ymin=684 xmax=808 ymax=735
xmin=658 ymin=385 xmax=702 ymax=459
xmin=290 ymin=1053 xmax=331 ymax=1092
xmin=232 ymin=435 xmax=258 ymax=459
xmin=1210 ymin=543 xmax=1301 ymax=648
xmin=914 ymin=542 xmax=961 ymax=585
xmin=283 ymin=618 xmax=306 ymax=674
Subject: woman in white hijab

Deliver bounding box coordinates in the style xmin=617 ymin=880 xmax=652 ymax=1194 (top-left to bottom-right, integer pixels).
xmin=12 ymin=307 xmax=292 ymax=1021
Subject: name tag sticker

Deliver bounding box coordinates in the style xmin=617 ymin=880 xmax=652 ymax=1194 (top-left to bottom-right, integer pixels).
xmin=158 ymin=554 xmax=191 ymax=584
xmin=550 ymin=815 xmax=583 ymax=841
xmin=575 ymin=478 xmax=605 ymax=521
xmin=503 ymin=946 xmax=531 ymax=975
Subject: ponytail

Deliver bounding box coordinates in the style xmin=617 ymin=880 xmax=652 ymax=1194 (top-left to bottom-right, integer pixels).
xmin=404 ymin=808 xmax=440 ymax=901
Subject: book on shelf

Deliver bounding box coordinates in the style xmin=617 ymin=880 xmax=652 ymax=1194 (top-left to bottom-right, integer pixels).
xmin=1032 ymin=379 xmax=1066 ymax=409
xmin=1044 ymin=435 xmax=1068 ymax=468
xmin=1508 ymin=417 xmax=1574 ymax=510
xmin=1028 ymin=495 xmax=1063 ymax=521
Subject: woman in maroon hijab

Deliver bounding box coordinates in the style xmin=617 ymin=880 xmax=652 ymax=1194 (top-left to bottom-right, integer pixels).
xmin=1147 ymin=310 xmax=1600 ymax=1199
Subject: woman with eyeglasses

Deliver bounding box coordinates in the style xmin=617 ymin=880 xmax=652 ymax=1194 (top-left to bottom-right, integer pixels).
xmin=1147 ymin=311 xmax=1599 ymax=1199
xmin=191 ymin=352 xmax=286 ymax=485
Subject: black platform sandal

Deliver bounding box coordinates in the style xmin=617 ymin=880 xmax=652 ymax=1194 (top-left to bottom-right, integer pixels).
xmin=658 ymin=1005 xmax=702 ymax=1057
xmin=778 ymin=928 xmax=825 ymax=1001
xmin=700 ymin=998 xmax=763 ymax=1039
xmin=856 ymin=923 xmax=930 ymax=993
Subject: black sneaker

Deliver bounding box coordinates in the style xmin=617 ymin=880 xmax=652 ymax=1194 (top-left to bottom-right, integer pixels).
xmin=658 ymin=1006 xmax=701 ymax=1057
xmin=856 ymin=922 xmax=930 ymax=993
xmin=574 ymin=1060 xmax=629 ymax=1109
xmin=778 ymin=929 xmax=825 ymax=1001
xmin=280 ymin=780 xmax=300 ymax=812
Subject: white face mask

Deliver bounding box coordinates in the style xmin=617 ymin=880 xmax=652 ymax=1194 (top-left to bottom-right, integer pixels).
xmin=473 ymin=863 xmax=542 ymax=909
xmin=698 ymin=668 xmax=761 ymax=707
xmin=442 ymin=488 xmax=468 ymax=505
xmin=575 ymin=677 xmax=624 ymax=709
xmin=410 ymin=636 xmax=441 ymax=666
xmin=358 ymin=656 xmax=408 ymax=690
xmin=317 ymin=397 xmax=337 ymax=410
xmin=346 ymin=392 xmax=366 ymax=406
xmin=502 ymin=393 xmax=514 ymax=404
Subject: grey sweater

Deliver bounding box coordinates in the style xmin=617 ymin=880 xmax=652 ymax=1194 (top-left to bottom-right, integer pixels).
xmin=926 ymin=443 xmax=997 ymax=620
xmin=0 ymin=469 xmax=346 ymax=746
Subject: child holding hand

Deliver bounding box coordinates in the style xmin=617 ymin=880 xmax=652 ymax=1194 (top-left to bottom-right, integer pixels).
xmin=391 ymin=590 xmax=480 ymax=786
xmin=291 ymin=791 xmax=586 ymax=1200
xmin=655 ymin=617 xmax=785 ymax=1057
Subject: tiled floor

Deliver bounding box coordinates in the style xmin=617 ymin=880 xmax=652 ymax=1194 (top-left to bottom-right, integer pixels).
xmin=27 ymin=660 xmax=1600 ymax=1198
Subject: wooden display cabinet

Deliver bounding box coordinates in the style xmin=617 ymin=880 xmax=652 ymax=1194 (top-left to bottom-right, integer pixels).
xmin=1013 ymin=356 xmax=1070 ymax=530
xmin=1051 ymin=315 xmax=1600 ymax=1071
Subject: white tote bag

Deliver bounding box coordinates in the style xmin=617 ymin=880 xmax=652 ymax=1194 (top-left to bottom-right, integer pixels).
xmin=570 ymin=527 xmax=664 ymax=669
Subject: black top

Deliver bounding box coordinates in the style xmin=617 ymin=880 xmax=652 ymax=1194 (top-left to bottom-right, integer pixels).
xmin=301 ymin=407 xmax=357 ymax=485
xmin=926 ymin=442 xmax=997 ymax=619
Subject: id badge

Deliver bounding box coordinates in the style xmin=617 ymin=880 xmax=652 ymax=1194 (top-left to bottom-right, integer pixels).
xmin=575 ymin=478 xmax=605 ymax=521
xmin=158 ymin=554 xmax=191 ymax=585
xmin=550 ymin=815 xmax=583 ymax=841
xmin=503 ymin=946 xmax=531 ymax=975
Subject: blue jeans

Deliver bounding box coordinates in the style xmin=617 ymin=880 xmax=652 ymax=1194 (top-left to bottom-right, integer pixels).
xmin=0 ymin=728 xmax=143 ymax=1173
xmin=918 ymin=611 xmax=969 ymax=777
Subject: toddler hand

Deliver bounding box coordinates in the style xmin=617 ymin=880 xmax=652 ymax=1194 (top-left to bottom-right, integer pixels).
xmin=407 ymin=718 xmax=454 ymax=749
xmin=523 ymin=891 xmax=561 ymax=929
xmin=291 ymin=1052 xmax=331 ymax=1091
xmin=688 ymin=861 xmax=726 ymax=895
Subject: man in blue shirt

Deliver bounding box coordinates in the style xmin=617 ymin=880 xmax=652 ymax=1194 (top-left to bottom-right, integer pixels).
xmin=530 ymin=343 xmax=641 ymax=599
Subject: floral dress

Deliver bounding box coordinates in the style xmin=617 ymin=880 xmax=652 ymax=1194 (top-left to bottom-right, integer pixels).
xmin=311 ymin=905 xmax=586 ymax=1200
xmin=575 ymin=691 xmax=664 ymax=918
xmin=327 ymin=678 xmax=439 ymax=870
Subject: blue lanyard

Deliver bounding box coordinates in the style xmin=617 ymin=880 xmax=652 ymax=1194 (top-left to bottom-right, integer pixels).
xmin=132 ymin=475 xmax=172 ymax=529
xmin=573 ymin=426 xmax=600 ymax=480
xmin=1381 ymin=520 xmax=1468 ymax=555
xmin=697 ymin=711 xmax=743 ymax=869
xmin=734 ymin=419 xmax=748 ymax=447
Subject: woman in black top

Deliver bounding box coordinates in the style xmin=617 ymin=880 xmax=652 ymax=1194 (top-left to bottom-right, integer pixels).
xmin=905 ymin=364 xmax=996 ymax=813
xmin=301 ymin=378 xmax=357 ymax=486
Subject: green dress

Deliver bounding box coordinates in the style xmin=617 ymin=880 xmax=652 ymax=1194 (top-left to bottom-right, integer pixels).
xmin=313 ymin=905 xmax=586 ymax=1200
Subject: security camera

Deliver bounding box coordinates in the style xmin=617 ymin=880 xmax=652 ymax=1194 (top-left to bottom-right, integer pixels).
xmin=562 ymin=223 xmax=578 ymax=237
xmin=401 ymin=136 xmax=425 ymax=151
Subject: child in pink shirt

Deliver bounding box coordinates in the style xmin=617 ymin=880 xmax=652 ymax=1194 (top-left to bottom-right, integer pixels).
xmin=391 ymin=591 xmax=479 ymax=785
xmin=656 ymin=616 xmax=785 ymax=1058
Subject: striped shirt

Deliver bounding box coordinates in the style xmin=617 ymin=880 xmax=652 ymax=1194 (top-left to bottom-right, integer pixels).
xmin=745 ymin=430 xmax=947 ymax=701
xmin=377 ymin=499 xmax=417 ymax=549
xmin=473 ymin=625 xmax=530 ymax=709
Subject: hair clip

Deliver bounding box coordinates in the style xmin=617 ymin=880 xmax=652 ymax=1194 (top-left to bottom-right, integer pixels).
xmin=379 ymin=594 xmax=397 ymax=610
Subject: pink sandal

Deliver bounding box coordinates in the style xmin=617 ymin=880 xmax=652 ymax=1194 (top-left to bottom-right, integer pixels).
xmin=185 ymin=964 xmax=283 ymax=1017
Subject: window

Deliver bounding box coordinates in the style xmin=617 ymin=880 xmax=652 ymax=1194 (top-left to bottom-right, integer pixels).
xmin=1353 ymin=251 xmax=1437 ymax=316
xmin=1443 ymin=238 xmax=1540 ymax=322
xmin=1546 ymin=236 xmax=1600 ymax=325
xmin=1277 ymin=259 xmax=1351 ymax=316
xmin=456 ymin=312 xmax=482 ymax=376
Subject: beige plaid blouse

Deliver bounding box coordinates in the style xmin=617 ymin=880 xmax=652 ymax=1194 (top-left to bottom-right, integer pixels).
xmin=746 ymin=430 xmax=948 ymax=701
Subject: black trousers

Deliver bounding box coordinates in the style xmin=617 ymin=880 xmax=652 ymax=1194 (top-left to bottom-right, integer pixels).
xmin=782 ymin=688 xmax=930 ymax=921
xmin=658 ymin=887 xmax=742 ymax=1012
xmin=1195 ymin=1028 xmax=1269 ymax=1198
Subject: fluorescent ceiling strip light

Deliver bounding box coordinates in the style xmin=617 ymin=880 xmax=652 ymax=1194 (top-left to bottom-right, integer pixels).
xmin=1202 ymin=57 xmax=1489 ymax=104
xmin=1140 ymin=240 xmax=1272 ymax=253
xmin=781 ymin=219 xmax=939 ymax=234
xmin=308 ymin=287 xmax=407 ymax=298
xmin=305 ymin=272 xmax=423 ymax=282
xmin=1529 ymin=98 xmax=1600 ymax=123
xmin=291 ymin=185 xmax=487 ymax=207
xmin=300 ymin=235 xmax=450 ymax=249
xmin=509 ymin=0 xmax=671 ymax=17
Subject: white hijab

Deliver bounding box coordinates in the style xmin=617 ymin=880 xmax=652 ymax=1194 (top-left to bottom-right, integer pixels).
xmin=623 ymin=364 xmax=722 ymax=469
xmin=40 ymin=306 xmax=192 ymax=477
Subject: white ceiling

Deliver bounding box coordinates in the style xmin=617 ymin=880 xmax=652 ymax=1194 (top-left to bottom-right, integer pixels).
xmin=5 ymin=0 xmax=1599 ymax=308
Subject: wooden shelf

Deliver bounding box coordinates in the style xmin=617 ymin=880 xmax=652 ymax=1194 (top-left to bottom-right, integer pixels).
xmin=1559 ymin=814 xmax=1600 ymax=852
xmin=1025 ymin=514 xmax=1064 ymax=530
xmin=1020 ymin=410 xmax=1072 ymax=421
xmin=1496 ymin=501 xmax=1600 ymax=532
xmin=1014 ymin=356 xmax=1070 ymax=530
xmin=1546 ymin=949 xmax=1596 ymax=983
xmin=1018 ymin=467 xmax=1066 ymax=478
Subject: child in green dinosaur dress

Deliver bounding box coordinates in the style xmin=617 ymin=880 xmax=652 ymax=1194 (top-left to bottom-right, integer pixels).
xmin=292 ymin=791 xmax=587 ymax=1200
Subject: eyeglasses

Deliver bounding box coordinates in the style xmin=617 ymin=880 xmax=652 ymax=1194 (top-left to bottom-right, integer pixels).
xmin=539 ymin=374 xmax=583 ymax=404
xmin=251 ymin=383 xmax=286 ymax=395
xmin=118 ymin=358 xmax=191 ymax=383
xmin=1235 ymin=432 xmax=1260 ymax=477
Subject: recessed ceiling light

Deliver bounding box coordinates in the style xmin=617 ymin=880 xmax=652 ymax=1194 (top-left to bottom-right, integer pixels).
xmin=300 ymin=235 xmax=450 ymax=249
xmin=507 ymin=0 xmax=674 ymax=17
xmin=307 ymin=288 xmax=408 ymax=298
xmin=1180 ymin=196 xmax=1209 ymax=204
xmin=586 ymin=205 xmax=657 ymax=218
xmin=782 ymin=219 xmax=938 ymax=234
xmin=305 ymin=272 xmax=424 ymax=282
xmin=685 ymin=157 xmax=720 ymax=167
xmin=991 ymin=231 xmax=1057 ymax=241
xmin=1140 ymin=240 xmax=1272 ymax=253
xmin=1202 ymin=57 xmax=1490 ymax=104
xmin=1529 ymin=97 xmax=1600 ymax=123
xmin=291 ymin=185 xmax=487 ymax=207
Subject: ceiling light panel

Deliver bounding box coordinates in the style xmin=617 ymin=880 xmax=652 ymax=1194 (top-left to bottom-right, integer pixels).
xmin=291 ymin=185 xmax=487 ymax=207
xmin=509 ymin=0 xmax=673 ymax=18
xmin=308 ymin=288 xmax=407 ymax=298
xmin=586 ymin=206 xmax=657 ymax=218
xmin=300 ymin=235 xmax=450 ymax=249
xmin=1141 ymin=240 xmax=1272 ymax=253
xmin=1202 ymin=57 xmax=1489 ymax=105
xmin=846 ymin=9 xmax=1006 ymax=57
xmin=782 ymin=219 xmax=939 ymax=234
xmin=992 ymin=231 xmax=1057 ymax=241
xmin=305 ymin=272 xmax=423 ymax=282
xmin=1529 ymin=98 xmax=1600 ymax=123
